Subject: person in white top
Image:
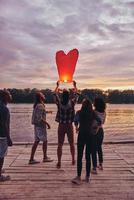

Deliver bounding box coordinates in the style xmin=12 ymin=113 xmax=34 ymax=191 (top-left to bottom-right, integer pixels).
xmin=29 ymin=92 xmax=53 ymax=164
xmin=93 ymin=97 xmax=106 ymax=171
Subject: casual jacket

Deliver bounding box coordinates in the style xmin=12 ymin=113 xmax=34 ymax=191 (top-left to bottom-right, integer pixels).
xmin=0 ymin=101 xmax=10 ymax=138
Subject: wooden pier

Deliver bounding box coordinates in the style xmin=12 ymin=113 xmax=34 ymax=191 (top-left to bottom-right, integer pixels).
xmin=0 ymin=143 xmax=134 ymax=200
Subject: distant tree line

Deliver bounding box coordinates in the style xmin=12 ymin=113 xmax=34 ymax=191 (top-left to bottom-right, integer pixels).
xmin=7 ymin=88 xmax=134 ymax=104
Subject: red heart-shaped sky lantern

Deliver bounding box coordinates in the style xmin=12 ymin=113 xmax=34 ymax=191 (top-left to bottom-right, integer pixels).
xmin=56 ymin=48 xmax=79 ymax=82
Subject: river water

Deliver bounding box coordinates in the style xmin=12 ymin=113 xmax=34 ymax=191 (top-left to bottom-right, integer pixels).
xmin=9 ymin=104 xmax=134 ymax=143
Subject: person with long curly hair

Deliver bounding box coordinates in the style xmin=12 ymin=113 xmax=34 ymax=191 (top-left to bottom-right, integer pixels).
xmin=93 ymin=97 xmax=106 ymax=171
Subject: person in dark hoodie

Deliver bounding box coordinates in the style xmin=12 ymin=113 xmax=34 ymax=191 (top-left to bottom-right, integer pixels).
xmin=72 ymin=98 xmax=101 ymax=184
xmin=0 ymin=89 xmax=12 ymax=182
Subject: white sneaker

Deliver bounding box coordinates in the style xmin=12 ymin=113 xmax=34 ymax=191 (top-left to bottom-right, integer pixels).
xmin=72 ymin=176 xmax=81 ymax=185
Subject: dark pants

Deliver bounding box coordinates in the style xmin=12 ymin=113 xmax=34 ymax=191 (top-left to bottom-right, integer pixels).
xmin=77 ymin=134 xmax=92 ymax=177
xmin=91 ymin=135 xmax=97 ymax=168
xmin=96 ymin=128 xmax=104 ymax=164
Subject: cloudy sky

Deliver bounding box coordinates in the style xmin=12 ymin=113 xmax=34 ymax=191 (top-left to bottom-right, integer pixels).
xmin=0 ymin=0 xmax=134 ymax=90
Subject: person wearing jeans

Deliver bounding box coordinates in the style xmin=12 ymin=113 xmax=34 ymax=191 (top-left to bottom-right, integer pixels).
xmin=93 ymin=97 xmax=106 ymax=170
xmin=0 ymin=90 xmax=12 ymax=182
xmin=72 ymin=99 xmax=101 ymax=184
xmin=96 ymin=127 xmax=104 ymax=168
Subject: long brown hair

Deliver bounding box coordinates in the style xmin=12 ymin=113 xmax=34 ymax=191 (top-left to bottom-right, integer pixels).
xmin=79 ymin=98 xmax=94 ymax=129
xmin=94 ymin=97 xmax=106 ymax=113
xmin=81 ymin=98 xmax=93 ymax=113
xmin=33 ymin=92 xmax=45 ymax=109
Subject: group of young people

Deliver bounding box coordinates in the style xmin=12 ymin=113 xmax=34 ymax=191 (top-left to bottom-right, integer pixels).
xmin=0 ymin=81 xmax=106 ymax=184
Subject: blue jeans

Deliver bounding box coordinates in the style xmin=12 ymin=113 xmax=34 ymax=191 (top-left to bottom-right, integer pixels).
xmin=77 ymin=134 xmax=93 ymax=177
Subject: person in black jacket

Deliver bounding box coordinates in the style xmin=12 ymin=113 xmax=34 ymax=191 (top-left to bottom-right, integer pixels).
xmin=0 ymin=90 xmax=12 ymax=182
xmin=72 ymin=98 xmax=101 ymax=184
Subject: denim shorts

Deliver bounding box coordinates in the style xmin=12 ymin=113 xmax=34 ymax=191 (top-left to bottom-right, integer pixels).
xmin=58 ymin=123 xmax=74 ymax=145
xmin=34 ymin=126 xmax=47 ymax=142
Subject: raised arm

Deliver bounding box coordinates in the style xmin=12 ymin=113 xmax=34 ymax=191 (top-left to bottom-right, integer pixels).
xmin=71 ymin=81 xmax=79 ymax=105
xmin=73 ymin=80 xmax=78 ymax=93
xmin=54 ymin=81 xmax=60 ymax=93
xmin=53 ymin=81 xmax=61 ymax=105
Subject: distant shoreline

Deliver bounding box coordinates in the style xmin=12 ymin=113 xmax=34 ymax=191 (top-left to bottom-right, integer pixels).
xmin=9 ymin=104 xmax=134 ymax=143
xmin=9 ymin=102 xmax=134 ymax=105
xmin=4 ymin=88 xmax=134 ymax=104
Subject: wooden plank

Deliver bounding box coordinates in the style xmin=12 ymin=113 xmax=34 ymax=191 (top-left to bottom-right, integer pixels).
xmin=0 ymin=144 xmax=134 ymax=200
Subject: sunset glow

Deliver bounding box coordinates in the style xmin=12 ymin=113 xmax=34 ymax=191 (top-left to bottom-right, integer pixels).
xmin=0 ymin=0 xmax=134 ymax=90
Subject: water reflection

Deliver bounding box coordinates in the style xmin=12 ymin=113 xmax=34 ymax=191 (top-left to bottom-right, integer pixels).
xmin=9 ymin=104 xmax=134 ymax=143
